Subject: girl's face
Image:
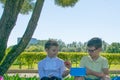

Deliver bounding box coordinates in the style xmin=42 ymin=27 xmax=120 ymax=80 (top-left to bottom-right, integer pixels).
xmin=45 ymin=46 xmax=59 ymax=58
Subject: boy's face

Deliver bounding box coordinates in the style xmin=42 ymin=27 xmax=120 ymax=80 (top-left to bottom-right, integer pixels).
xmin=45 ymin=46 xmax=59 ymax=58
xmin=87 ymin=46 xmax=101 ymax=58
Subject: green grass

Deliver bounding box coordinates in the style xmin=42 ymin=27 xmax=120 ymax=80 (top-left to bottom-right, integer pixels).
xmin=3 ymin=74 xmax=119 ymax=80
xmin=110 ymin=64 xmax=120 ymax=70
xmin=4 ymin=74 xmax=39 ymax=80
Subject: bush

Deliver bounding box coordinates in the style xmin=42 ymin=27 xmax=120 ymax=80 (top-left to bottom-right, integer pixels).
xmin=4 ymin=74 xmax=39 ymax=80
xmin=3 ymin=74 xmax=120 ymax=80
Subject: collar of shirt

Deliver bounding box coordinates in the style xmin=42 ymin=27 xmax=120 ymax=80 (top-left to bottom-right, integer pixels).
xmin=88 ymin=56 xmax=101 ymax=63
xmin=46 ymin=56 xmax=58 ymax=61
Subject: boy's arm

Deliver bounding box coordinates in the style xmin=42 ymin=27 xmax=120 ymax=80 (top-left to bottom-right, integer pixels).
xmin=62 ymin=70 xmax=70 ymax=78
xmin=86 ymin=67 xmax=110 ymax=79
xmin=102 ymin=59 xmax=110 ymax=79
xmin=86 ymin=67 xmax=105 ymax=77
xmin=38 ymin=62 xmax=45 ymax=79
xmin=102 ymin=68 xmax=111 ymax=79
xmin=62 ymin=61 xmax=71 ymax=78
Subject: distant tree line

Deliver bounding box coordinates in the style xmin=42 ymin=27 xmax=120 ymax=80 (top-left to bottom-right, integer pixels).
xmin=8 ymin=39 xmax=120 ymax=53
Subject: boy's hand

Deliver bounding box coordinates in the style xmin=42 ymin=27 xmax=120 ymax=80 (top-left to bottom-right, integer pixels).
xmin=86 ymin=67 xmax=93 ymax=75
xmin=86 ymin=67 xmax=106 ymax=78
xmin=102 ymin=75 xmax=111 ymax=80
xmin=64 ymin=61 xmax=71 ymax=69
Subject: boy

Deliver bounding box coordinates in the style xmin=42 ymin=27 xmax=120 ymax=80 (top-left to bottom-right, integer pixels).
xmin=75 ymin=37 xmax=110 ymax=80
xmin=38 ymin=40 xmax=71 ymax=80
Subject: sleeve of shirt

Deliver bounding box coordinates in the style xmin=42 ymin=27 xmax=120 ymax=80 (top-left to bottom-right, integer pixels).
xmin=38 ymin=61 xmax=45 ymax=79
xmin=102 ymin=58 xmax=109 ymax=68
xmin=60 ymin=61 xmax=66 ymax=77
xmin=80 ymin=56 xmax=86 ymax=67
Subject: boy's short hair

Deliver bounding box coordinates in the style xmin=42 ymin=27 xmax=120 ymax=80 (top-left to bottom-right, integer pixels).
xmin=87 ymin=37 xmax=102 ymax=49
xmin=45 ymin=39 xmax=59 ymax=49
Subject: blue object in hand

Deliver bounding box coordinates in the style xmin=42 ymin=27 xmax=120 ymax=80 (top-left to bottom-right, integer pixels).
xmin=70 ymin=67 xmax=86 ymax=76
xmin=112 ymin=76 xmax=120 ymax=80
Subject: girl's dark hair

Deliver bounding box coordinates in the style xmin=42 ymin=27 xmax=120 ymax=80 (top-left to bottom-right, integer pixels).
xmin=87 ymin=37 xmax=102 ymax=49
xmin=45 ymin=40 xmax=58 ymax=49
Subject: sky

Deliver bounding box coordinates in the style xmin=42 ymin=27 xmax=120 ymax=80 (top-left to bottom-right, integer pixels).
xmin=0 ymin=0 xmax=120 ymax=47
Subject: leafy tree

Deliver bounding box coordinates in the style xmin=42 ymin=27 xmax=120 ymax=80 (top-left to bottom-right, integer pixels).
xmin=65 ymin=41 xmax=84 ymax=52
xmin=37 ymin=40 xmax=47 ymax=47
xmin=0 ymin=0 xmax=79 ymax=75
xmin=102 ymin=41 xmax=109 ymax=52
xmin=0 ymin=0 xmax=34 ymax=14
xmin=68 ymin=47 xmax=76 ymax=52
xmin=61 ymin=47 xmax=68 ymax=52
xmin=106 ymin=42 xmax=120 ymax=53
xmin=25 ymin=45 xmax=44 ymax=52
xmin=82 ymin=42 xmax=87 ymax=52
xmin=57 ymin=39 xmax=66 ymax=51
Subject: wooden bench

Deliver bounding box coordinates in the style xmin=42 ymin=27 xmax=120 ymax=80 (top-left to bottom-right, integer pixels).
xmin=7 ymin=70 xmax=120 ymax=74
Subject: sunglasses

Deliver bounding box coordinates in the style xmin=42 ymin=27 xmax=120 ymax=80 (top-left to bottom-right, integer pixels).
xmin=87 ymin=48 xmax=98 ymax=53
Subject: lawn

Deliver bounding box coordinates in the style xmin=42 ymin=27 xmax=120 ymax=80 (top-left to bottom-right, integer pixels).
xmin=109 ymin=64 xmax=120 ymax=70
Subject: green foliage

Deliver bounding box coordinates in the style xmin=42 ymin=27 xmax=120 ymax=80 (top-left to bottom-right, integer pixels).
xmin=13 ymin=55 xmax=26 ymax=69
xmin=61 ymin=47 xmax=68 ymax=52
xmin=0 ymin=0 xmax=5 ymax=4
xmin=102 ymin=41 xmax=109 ymax=52
xmin=101 ymin=53 xmax=120 ymax=68
xmin=25 ymin=45 xmax=44 ymax=52
xmin=13 ymin=52 xmax=46 ymax=69
xmin=4 ymin=74 xmax=39 ymax=80
xmin=5 ymin=46 xmax=13 ymax=54
xmin=8 ymin=39 xmax=120 ymax=53
xmin=68 ymin=47 xmax=76 ymax=52
xmin=0 ymin=0 xmax=80 ymax=14
xmin=37 ymin=40 xmax=47 ymax=47
xmin=55 ymin=0 xmax=79 ymax=7
xmin=57 ymin=39 xmax=66 ymax=51
xmin=2 ymin=74 xmax=119 ymax=80
xmin=106 ymin=42 xmax=120 ymax=53
xmin=20 ymin=0 xmax=35 ymax=14
xmin=14 ymin=52 xmax=120 ymax=69
xmin=0 ymin=0 xmax=35 ymax=14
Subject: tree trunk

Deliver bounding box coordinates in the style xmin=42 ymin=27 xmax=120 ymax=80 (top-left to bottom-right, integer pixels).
xmin=0 ymin=0 xmax=45 ymax=76
xmin=0 ymin=0 xmax=24 ymax=63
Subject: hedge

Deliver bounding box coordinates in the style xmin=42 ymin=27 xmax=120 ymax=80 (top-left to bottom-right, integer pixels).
xmin=13 ymin=52 xmax=120 ymax=69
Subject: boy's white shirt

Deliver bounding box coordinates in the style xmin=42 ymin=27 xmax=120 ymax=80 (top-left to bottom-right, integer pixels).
xmin=38 ymin=56 xmax=66 ymax=79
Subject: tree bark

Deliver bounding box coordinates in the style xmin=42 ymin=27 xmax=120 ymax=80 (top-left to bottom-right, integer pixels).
xmin=0 ymin=0 xmax=24 ymax=63
xmin=0 ymin=0 xmax=45 ymax=76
